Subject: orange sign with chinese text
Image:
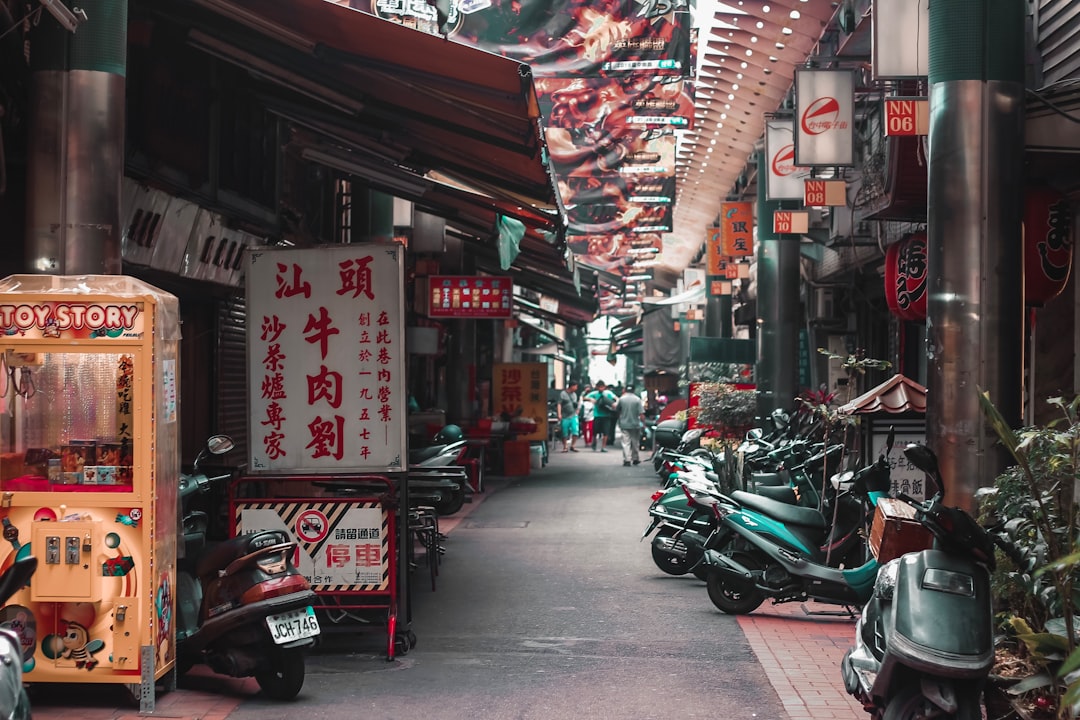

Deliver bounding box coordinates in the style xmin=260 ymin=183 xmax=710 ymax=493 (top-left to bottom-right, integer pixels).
xmin=720 ymin=202 xmax=754 ymax=257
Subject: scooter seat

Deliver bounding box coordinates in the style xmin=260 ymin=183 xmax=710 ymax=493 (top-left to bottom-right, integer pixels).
xmin=755 ymin=484 xmax=798 ymax=504
xmin=196 ymin=530 xmax=290 ymax=579
xmin=750 ymin=472 xmax=786 ymax=487
xmin=409 ymin=444 xmax=449 ymax=465
xmin=731 ymin=490 xmax=826 ymax=529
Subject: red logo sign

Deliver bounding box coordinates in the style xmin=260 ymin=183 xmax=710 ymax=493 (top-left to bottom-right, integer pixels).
xmin=771 ymin=144 xmax=796 ymax=176
xmin=801 ymin=97 xmax=844 ymax=135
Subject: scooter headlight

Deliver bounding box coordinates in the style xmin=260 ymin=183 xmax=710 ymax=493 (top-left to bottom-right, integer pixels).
xmin=922 ymin=568 xmax=975 ymax=596
xmin=874 ymin=559 xmax=900 ymax=600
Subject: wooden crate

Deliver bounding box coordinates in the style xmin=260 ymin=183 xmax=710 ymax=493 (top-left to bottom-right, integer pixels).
xmin=869 ymin=498 xmax=933 ymax=563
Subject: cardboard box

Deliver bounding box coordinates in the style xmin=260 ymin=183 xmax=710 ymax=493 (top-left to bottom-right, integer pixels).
xmin=869 ymin=498 xmax=933 ymax=563
xmin=84 ymin=466 xmax=117 ymax=485
xmin=61 ymin=441 xmax=96 ymax=472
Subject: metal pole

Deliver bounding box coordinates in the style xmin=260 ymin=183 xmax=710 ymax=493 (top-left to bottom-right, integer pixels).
xmin=926 ymin=0 xmax=1025 ymax=511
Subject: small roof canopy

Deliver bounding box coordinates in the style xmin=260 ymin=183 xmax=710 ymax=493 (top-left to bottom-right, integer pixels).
xmin=839 ymin=374 xmax=927 ymax=416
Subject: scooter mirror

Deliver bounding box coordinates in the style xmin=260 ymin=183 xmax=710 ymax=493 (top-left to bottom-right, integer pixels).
xmin=206 ymin=435 xmax=235 ymax=456
xmin=747 ymin=428 xmax=763 ymax=441
xmin=903 ymin=443 xmax=940 ymax=478
xmin=886 ymin=426 xmax=895 ymax=455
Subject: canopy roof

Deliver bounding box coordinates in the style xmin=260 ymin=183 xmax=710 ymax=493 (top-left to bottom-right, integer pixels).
xmin=839 ymin=374 xmax=928 ymax=416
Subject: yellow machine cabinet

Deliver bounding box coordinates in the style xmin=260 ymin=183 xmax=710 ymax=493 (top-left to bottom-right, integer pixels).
xmin=0 ymin=276 xmax=181 ymax=712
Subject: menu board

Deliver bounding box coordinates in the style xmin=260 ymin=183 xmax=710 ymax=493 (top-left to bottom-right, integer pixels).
xmin=428 ymin=276 xmax=513 ymax=319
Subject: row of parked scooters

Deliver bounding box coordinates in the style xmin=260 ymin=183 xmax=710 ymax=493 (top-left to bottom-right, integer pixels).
xmin=644 ymin=415 xmax=1023 ymax=720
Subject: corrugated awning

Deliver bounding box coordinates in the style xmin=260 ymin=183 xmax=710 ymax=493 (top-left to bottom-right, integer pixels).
xmin=839 ymin=374 xmax=928 ymax=415
xmin=178 ymin=0 xmax=562 ymax=222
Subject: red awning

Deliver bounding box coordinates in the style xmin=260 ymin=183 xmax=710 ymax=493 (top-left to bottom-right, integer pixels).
xmin=839 ymin=374 xmax=927 ymax=415
xmin=186 ymin=0 xmax=561 ymax=217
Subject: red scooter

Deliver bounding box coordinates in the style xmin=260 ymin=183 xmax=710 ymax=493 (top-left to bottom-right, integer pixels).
xmin=176 ymin=435 xmax=319 ymax=699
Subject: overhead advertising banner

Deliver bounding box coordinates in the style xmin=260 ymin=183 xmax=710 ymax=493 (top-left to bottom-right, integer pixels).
xmin=568 ymin=232 xmax=662 ymax=268
xmin=765 ymin=118 xmax=812 ymax=201
xmin=427 ymin=275 xmax=513 ymax=319
xmin=356 ymin=1 xmax=691 ymax=78
xmin=246 ymin=245 xmax=407 ymax=473
xmin=794 ymin=69 xmax=855 ymax=167
xmin=873 ymin=0 xmax=929 ymax=79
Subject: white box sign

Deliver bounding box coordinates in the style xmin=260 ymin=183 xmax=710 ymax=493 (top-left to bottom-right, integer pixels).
xmin=795 ymin=69 xmax=855 ymax=167
xmin=765 ymin=118 xmax=812 ymax=200
xmin=246 ymin=244 xmax=407 ymax=473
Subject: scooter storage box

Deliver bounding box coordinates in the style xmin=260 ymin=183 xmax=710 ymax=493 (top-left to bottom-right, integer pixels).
xmin=653 ymin=419 xmax=686 ymax=450
xmin=869 ymin=498 xmax=933 ymax=563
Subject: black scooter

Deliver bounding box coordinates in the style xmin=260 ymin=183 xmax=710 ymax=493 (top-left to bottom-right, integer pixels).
xmin=841 ymin=443 xmax=1019 ymax=720
xmin=177 ymin=435 xmax=319 ymax=699
xmin=0 ymin=557 xmax=37 ymax=720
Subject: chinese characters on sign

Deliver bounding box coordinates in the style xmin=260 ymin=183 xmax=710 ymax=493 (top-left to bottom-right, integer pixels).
xmin=428 ymin=276 xmax=513 ymax=319
xmin=492 ymin=363 xmax=547 ymax=442
xmin=247 ymin=246 xmax=407 ymax=472
xmin=238 ymin=503 xmax=388 ymax=589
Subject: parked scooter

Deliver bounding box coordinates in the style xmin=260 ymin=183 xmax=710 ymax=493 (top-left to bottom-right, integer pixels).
xmin=177 ymin=435 xmax=319 ymax=699
xmin=699 ymin=438 xmax=894 ymax=614
xmin=409 ymin=424 xmax=472 ymax=515
xmin=0 ymin=557 xmax=37 ymax=720
xmin=841 ymin=443 xmax=1019 ymax=720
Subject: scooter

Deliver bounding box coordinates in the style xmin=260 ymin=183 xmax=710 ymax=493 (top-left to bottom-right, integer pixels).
xmin=177 ymin=435 xmax=319 ymax=700
xmin=699 ymin=438 xmax=894 ymax=614
xmin=841 ymin=443 xmax=1018 ymax=720
xmin=409 ymin=435 xmax=471 ymax=516
xmin=0 ymin=557 xmax=37 ymax=720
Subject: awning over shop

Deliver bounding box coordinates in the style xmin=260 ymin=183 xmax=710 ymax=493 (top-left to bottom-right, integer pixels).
xmin=173 ymin=0 xmax=562 ymax=225
xmin=839 ymin=374 xmax=928 ymax=416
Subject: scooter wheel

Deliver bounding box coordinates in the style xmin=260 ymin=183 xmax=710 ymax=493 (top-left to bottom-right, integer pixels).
xmin=883 ymin=683 xmax=983 ymax=720
xmin=435 ymin=485 xmax=466 ymax=516
xmin=706 ymin=551 xmax=765 ymax=614
xmin=256 ymin=648 xmax=306 ymax=700
xmin=650 ymin=528 xmax=691 ymax=576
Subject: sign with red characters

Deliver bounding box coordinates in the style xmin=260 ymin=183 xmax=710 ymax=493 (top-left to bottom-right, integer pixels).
xmin=427 ymin=276 xmax=513 ymax=319
xmin=246 ymin=245 xmax=407 ymax=474
xmin=884 ymin=233 xmax=928 ymax=322
xmin=794 ymin=69 xmax=855 ymax=166
xmin=764 ymin=119 xmax=812 ymax=201
xmin=1024 ymin=186 xmax=1074 ymax=307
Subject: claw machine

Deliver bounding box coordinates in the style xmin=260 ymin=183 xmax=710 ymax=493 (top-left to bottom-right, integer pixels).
xmin=0 ymin=275 xmax=180 ymax=711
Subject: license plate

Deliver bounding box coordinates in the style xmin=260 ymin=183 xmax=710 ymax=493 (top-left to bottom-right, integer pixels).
xmin=266 ymin=606 xmax=320 ymax=644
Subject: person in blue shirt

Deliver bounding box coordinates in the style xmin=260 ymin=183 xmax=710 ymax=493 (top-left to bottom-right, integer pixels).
xmin=585 ymin=380 xmax=619 ymax=452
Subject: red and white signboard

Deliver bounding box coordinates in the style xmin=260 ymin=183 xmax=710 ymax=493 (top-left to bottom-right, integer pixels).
xmin=764 ymin=119 xmax=812 ymax=201
xmin=794 ymin=69 xmax=855 ymax=166
xmin=884 ymin=98 xmax=929 ymax=136
xmin=773 ymin=210 xmax=810 ymax=235
xmin=428 ymin=275 xmax=512 ymax=318
xmin=804 ymin=180 xmax=847 ymax=207
xmin=246 ymin=245 xmax=408 ymax=473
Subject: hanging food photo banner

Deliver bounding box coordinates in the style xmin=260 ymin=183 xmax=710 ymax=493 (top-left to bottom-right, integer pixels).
xmin=246 ymin=245 xmax=407 ymax=473
xmin=884 ymin=232 xmax=928 ymax=322
xmin=794 ymin=69 xmax=855 ymax=167
xmin=427 ymin=275 xmax=513 ymax=319
xmin=356 ymin=1 xmax=691 ymax=77
xmin=764 ymin=118 xmax=812 ymax=201
xmin=1023 ymin=185 xmax=1074 ymax=307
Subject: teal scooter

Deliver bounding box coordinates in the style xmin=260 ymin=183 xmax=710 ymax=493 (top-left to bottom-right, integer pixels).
xmin=698 ymin=437 xmax=894 ymax=614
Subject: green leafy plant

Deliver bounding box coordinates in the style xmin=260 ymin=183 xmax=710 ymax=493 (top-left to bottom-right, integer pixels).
xmin=979 ymin=392 xmax=1080 ymax=717
xmin=692 ymin=383 xmax=757 ymax=433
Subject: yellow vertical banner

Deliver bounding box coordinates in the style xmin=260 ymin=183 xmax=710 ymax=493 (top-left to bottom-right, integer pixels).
xmin=493 ymin=362 xmax=547 ymax=441
xmin=720 ymin=202 xmax=754 ymax=256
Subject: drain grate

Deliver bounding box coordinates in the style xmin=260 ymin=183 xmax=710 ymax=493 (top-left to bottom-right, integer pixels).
xmin=463 ymin=520 xmax=530 ymax=529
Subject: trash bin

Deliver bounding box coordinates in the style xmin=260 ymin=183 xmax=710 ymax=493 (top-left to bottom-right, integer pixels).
xmin=530 ymin=443 xmax=544 ymax=469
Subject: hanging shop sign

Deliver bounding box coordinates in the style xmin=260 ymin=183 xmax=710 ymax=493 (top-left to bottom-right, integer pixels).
xmin=872 ymin=0 xmax=929 ymax=79
xmin=1024 ymin=186 xmax=1074 ymax=307
xmin=773 ymin=210 xmax=809 ymax=235
xmin=764 ymin=118 xmax=812 ymax=201
xmin=246 ymin=245 xmax=408 ymax=473
xmin=804 ymin=179 xmax=847 ymax=207
xmin=884 ymin=98 xmax=929 ymax=136
xmin=794 ymin=69 xmax=855 ymax=167
xmin=719 ymin=202 xmax=754 ymax=256
xmin=884 ymin=232 xmax=928 ymax=322
xmin=427 ymin=275 xmax=513 ymax=319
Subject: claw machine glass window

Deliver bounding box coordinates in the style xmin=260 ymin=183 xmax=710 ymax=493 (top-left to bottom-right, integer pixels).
xmin=1 ymin=350 xmax=139 ymax=492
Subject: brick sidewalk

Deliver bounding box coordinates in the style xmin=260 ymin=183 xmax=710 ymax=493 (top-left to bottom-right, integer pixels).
xmin=737 ymin=601 xmax=865 ymax=720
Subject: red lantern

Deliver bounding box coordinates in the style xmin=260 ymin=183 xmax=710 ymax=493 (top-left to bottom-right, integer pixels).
xmin=884 ymin=232 xmax=928 ymax=321
xmin=1024 ymin=186 xmax=1073 ymax=307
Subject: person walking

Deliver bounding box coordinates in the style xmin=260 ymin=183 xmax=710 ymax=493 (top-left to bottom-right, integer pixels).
xmin=616 ymin=384 xmax=644 ymax=466
xmin=557 ymin=380 xmax=581 ymax=452
xmin=586 ymin=381 xmax=619 ymax=452
xmin=579 ymin=385 xmax=595 ymax=448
